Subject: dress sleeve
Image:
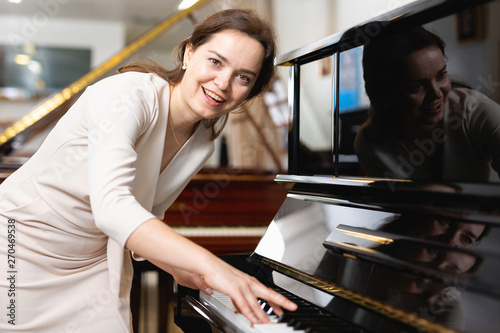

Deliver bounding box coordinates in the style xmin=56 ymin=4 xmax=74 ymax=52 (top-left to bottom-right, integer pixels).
xmin=464 ymin=89 xmax=500 ymax=177
xmin=85 ymin=73 xmax=158 ymax=247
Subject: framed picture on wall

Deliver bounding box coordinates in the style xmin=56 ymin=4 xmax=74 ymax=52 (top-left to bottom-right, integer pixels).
xmin=456 ymin=6 xmax=484 ymax=43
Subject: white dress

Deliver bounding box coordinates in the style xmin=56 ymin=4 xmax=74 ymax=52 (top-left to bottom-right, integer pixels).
xmin=0 ymin=72 xmax=214 ymax=332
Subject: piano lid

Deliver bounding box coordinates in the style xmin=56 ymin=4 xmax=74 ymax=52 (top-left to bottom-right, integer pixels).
xmin=249 ymin=176 xmax=500 ymax=333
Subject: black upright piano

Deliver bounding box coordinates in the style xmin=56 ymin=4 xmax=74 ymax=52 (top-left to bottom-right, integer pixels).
xmin=175 ymin=0 xmax=500 ymax=332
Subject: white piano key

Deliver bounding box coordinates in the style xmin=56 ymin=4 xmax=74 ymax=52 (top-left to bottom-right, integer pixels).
xmin=200 ymin=290 xmax=306 ymax=332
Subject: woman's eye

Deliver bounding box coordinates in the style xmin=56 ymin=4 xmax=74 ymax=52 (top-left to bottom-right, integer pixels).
xmin=406 ymin=83 xmax=423 ymax=93
xmin=209 ymin=58 xmax=220 ymax=66
xmin=425 ymin=246 xmax=439 ymax=259
xmin=436 ymin=71 xmax=448 ymax=81
xmin=461 ymin=235 xmax=473 ymax=245
xmin=238 ymin=74 xmax=250 ymax=83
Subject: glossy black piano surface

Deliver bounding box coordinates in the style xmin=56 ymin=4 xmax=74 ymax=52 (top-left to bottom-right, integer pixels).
xmin=175 ymin=0 xmax=500 ymax=332
xmin=176 ymin=177 xmax=500 ymax=333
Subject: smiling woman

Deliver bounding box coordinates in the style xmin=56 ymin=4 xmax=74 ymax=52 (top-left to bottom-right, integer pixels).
xmin=0 ymin=8 xmax=296 ymax=332
xmin=119 ymin=9 xmax=277 ymax=141
xmin=171 ymin=29 xmax=265 ymax=130
xmin=354 ymin=25 xmax=500 ymax=182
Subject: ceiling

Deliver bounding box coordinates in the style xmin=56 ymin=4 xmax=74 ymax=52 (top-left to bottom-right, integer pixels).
xmin=0 ymin=0 xmax=223 ymax=44
xmin=0 ymin=0 xmax=182 ymax=22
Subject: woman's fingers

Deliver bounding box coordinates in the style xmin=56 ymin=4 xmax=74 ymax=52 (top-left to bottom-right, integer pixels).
xmin=253 ymin=285 xmax=298 ymax=318
xmin=199 ymin=257 xmax=297 ymax=324
xmin=262 ymin=290 xmax=295 ymax=317
xmin=231 ymin=288 xmax=268 ymax=324
xmin=228 ymin=280 xmax=298 ymax=324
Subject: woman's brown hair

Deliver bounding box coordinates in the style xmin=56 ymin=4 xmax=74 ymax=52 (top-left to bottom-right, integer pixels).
xmin=119 ymin=9 xmax=277 ymax=140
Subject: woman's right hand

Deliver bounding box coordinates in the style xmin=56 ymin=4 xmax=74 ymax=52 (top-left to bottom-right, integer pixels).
xmin=126 ymin=218 xmax=297 ymax=324
xmin=198 ymin=255 xmax=298 ymax=324
xmin=168 ymin=258 xmax=297 ymax=324
xmin=168 ymin=266 xmax=213 ymax=295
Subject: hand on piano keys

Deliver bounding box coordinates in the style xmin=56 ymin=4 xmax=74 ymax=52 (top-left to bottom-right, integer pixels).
xmin=200 ymin=290 xmax=361 ymax=332
xmin=201 ymin=290 xmax=306 ymax=332
xmin=200 ymin=267 xmax=298 ymax=325
xmin=127 ymin=218 xmax=297 ymax=325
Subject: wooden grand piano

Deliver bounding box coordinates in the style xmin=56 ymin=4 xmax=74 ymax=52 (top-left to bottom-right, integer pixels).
xmin=175 ymin=0 xmax=500 ymax=332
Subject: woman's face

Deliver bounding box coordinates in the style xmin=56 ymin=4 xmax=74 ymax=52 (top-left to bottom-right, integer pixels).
xmin=389 ymin=45 xmax=451 ymax=131
xmin=176 ymin=29 xmax=265 ymax=121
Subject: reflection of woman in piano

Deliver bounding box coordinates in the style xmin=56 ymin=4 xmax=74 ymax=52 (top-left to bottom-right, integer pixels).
xmin=370 ymin=214 xmax=488 ymax=331
xmin=377 ymin=214 xmax=488 ymax=272
xmin=354 ymin=26 xmax=500 ymax=182
xmin=0 ymin=9 xmax=296 ymax=331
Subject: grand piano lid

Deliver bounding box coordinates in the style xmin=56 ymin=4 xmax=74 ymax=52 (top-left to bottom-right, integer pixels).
xmin=249 ymin=177 xmax=500 ymax=333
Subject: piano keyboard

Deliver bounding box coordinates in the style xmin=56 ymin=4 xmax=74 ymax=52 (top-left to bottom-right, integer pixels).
xmin=200 ymin=289 xmax=361 ymax=333
xmin=200 ymin=290 xmax=306 ymax=332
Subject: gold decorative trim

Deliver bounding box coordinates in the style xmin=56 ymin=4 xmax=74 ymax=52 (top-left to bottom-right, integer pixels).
xmin=258 ymin=256 xmax=457 ymax=333
xmin=0 ymin=0 xmax=211 ymax=145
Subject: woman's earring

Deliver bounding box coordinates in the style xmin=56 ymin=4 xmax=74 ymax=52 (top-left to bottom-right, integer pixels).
xmin=182 ymin=63 xmax=187 ymax=70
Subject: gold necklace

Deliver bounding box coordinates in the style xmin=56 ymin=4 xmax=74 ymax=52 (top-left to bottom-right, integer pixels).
xmin=169 ymin=111 xmax=199 ymax=148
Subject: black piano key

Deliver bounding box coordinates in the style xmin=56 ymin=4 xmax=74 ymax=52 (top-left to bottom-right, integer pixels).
xmin=270 ymin=287 xmax=362 ymax=332
xmin=258 ymin=300 xmax=271 ymax=311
